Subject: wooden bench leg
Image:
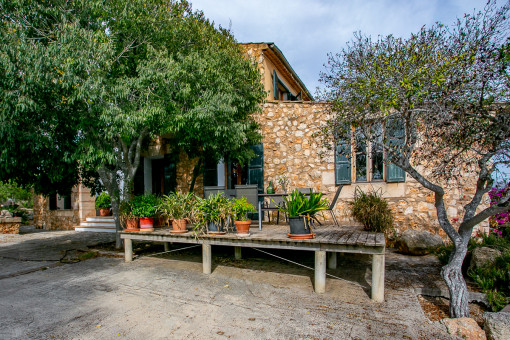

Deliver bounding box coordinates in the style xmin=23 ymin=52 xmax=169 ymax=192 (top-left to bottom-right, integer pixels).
xmin=315 ymin=251 xmax=326 ymax=293
xmin=372 ymin=254 xmax=385 ymax=302
xmin=203 ymin=244 xmax=212 ymax=274
xmin=164 ymin=242 xmax=170 ymax=252
xmin=235 ymin=246 xmax=242 ymax=260
xmin=327 ymin=252 xmax=337 ymax=269
xmin=124 ymin=238 xmax=133 ymax=262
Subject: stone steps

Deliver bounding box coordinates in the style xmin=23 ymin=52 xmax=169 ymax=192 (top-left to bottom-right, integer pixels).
xmin=74 ymin=216 xmax=116 ymax=233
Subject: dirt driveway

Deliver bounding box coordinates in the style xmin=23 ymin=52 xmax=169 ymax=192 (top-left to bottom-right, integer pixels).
xmin=0 ymin=229 xmax=454 ymax=339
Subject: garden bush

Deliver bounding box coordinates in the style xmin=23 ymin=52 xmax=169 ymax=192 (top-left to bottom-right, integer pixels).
xmin=348 ymin=187 xmax=394 ymax=235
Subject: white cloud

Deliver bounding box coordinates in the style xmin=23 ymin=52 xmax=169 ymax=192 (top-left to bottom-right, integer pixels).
xmin=191 ymin=0 xmax=492 ymax=96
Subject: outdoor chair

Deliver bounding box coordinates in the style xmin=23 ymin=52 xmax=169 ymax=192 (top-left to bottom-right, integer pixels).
xmin=204 ymin=186 xmax=225 ymax=198
xmin=235 ymin=185 xmax=259 ymax=221
xmin=234 ymin=184 xmax=258 ymax=208
xmin=326 ymin=185 xmax=343 ymax=227
xmin=264 ymin=195 xmax=286 ymax=224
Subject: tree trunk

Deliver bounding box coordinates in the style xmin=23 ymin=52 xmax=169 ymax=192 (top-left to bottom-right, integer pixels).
xmin=189 ymin=158 xmax=203 ymax=193
xmin=110 ymin=195 xmax=122 ymax=249
xmin=441 ymin=244 xmax=470 ymax=318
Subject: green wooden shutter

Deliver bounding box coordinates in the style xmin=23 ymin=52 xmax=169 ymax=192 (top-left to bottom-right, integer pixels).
xmin=335 ymin=140 xmax=352 ymax=185
xmin=63 ymin=195 xmax=71 ymax=210
xmin=273 ymin=70 xmax=279 ymax=100
xmin=386 ymin=118 xmax=406 ymax=183
xmin=248 ymin=143 xmax=264 ymax=193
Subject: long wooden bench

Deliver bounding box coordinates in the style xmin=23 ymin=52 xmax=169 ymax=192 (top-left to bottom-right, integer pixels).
xmin=121 ymin=226 xmax=386 ymax=302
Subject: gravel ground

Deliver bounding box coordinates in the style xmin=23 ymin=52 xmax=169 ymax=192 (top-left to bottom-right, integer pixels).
xmin=0 ymin=228 xmax=456 ymax=339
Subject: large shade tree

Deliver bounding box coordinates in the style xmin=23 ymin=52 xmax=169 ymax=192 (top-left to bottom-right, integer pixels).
xmin=0 ymin=0 xmax=265 ymax=247
xmin=318 ymin=0 xmax=510 ymax=317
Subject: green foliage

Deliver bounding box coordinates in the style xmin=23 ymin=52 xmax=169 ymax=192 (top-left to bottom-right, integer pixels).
xmin=95 ymin=192 xmax=111 ymax=209
xmin=0 ymin=0 xmax=265 ymax=197
xmin=119 ymin=200 xmax=135 ymax=219
xmin=231 ymin=197 xmax=256 ymax=221
xmin=193 ymin=193 xmax=233 ymax=234
xmin=348 ymin=187 xmax=394 ymax=235
xmin=158 ymin=192 xmax=197 ymax=220
xmin=280 ymin=189 xmax=329 ymax=218
xmin=435 ymin=234 xmax=510 ymax=311
xmin=469 ymin=251 xmax=510 ymax=311
xmin=131 ymin=194 xmax=160 ymax=218
xmin=0 ymin=180 xmax=32 ymax=207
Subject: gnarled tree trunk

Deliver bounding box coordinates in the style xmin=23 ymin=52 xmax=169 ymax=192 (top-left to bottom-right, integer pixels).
xmin=441 ymin=242 xmax=470 ymax=318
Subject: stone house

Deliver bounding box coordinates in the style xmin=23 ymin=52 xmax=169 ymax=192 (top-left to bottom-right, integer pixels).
xmin=33 ymin=42 xmax=487 ymax=236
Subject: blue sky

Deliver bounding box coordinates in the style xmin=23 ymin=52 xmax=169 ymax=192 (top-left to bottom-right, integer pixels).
xmin=191 ymin=0 xmax=492 ymax=95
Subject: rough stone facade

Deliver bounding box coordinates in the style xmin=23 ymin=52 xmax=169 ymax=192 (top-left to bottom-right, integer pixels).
xmin=33 ymin=185 xmax=95 ymax=230
xmin=255 ymin=101 xmax=489 ymax=238
xmin=0 ymin=217 xmax=21 ymax=234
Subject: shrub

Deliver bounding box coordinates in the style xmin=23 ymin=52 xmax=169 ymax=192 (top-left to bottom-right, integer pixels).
xmin=158 ymin=192 xmax=197 ymax=220
xmin=131 ymin=194 xmax=159 ymax=218
xmin=231 ymin=197 xmax=256 ymax=221
xmin=280 ymin=189 xmax=329 ymax=218
xmin=488 ymin=184 xmax=510 ymax=238
xmin=95 ymin=192 xmax=111 ymax=209
xmin=348 ymin=187 xmax=394 ymax=235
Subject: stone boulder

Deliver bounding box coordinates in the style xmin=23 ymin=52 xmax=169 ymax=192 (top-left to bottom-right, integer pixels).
xmin=396 ymin=229 xmax=443 ymax=255
xmin=440 ymin=317 xmax=486 ymax=340
xmin=483 ymin=312 xmax=510 ymax=340
xmin=469 ymin=247 xmax=502 ymax=272
xmin=1 ymin=209 xmax=12 ymax=218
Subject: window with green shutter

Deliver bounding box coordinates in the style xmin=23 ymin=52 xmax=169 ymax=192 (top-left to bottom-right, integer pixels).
xmin=335 ymin=138 xmax=352 ymax=185
xmin=386 ymin=118 xmax=406 ymax=183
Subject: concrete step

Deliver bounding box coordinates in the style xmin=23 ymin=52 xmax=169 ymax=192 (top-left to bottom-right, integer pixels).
xmin=74 ymin=225 xmax=116 ymax=233
xmin=86 ymin=217 xmax=114 ymax=222
xmin=80 ymin=222 xmax=116 ymax=227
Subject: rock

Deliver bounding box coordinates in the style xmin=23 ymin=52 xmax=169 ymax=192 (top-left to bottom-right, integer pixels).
xmin=501 ymin=305 xmax=510 ymax=313
xmin=1 ymin=210 xmax=12 ymax=218
xmin=397 ymin=229 xmax=443 ymax=255
xmin=440 ymin=317 xmax=486 ymax=340
xmin=469 ymin=247 xmax=502 ymax=272
xmin=483 ymin=312 xmax=510 ymax=340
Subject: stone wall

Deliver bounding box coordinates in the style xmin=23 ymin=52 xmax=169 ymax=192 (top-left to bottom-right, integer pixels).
xmin=0 ymin=217 xmax=21 ymax=234
xmin=33 ymin=186 xmax=83 ymax=230
xmin=176 ymin=151 xmax=204 ymax=196
xmin=255 ymin=101 xmax=488 ymax=238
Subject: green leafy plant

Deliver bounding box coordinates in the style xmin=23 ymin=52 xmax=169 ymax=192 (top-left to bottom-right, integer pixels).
xmin=469 ymin=251 xmax=510 ymax=311
xmin=95 ymin=192 xmax=111 ymax=209
xmin=158 ymin=192 xmax=197 ymax=220
xmin=280 ymin=189 xmax=329 ymax=219
xmin=131 ymin=194 xmax=160 ymax=218
xmin=193 ymin=193 xmax=233 ymax=234
xmin=231 ymin=197 xmax=256 ymax=221
xmin=348 ymin=187 xmax=394 ymax=235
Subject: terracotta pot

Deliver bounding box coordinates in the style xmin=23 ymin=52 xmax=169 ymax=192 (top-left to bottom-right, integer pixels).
xmin=234 ymin=220 xmax=251 ymax=234
xmin=139 ymin=217 xmax=154 ymax=232
xmin=125 ymin=217 xmax=139 ymax=232
xmin=99 ymin=208 xmax=111 ymax=216
xmin=172 ymin=218 xmax=187 ymax=231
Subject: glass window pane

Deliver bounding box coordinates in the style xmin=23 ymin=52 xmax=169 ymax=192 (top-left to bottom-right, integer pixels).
xmin=355 ymin=128 xmax=367 ymax=181
xmin=372 ymin=123 xmax=384 ymax=180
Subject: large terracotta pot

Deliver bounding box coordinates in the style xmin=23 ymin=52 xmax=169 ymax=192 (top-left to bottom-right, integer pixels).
xmin=125 ymin=217 xmax=139 ymax=232
xmin=172 ymin=218 xmax=187 ymax=231
xmin=234 ymin=220 xmax=251 ymax=234
xmin=139 ymin=217 xmax=154 ymax=232
xmin=99 ymin=208 xmax=111 ymax=216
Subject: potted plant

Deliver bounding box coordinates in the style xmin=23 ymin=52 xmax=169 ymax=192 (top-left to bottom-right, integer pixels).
xmin=280 ymin=189 xmax=329 ymax=239
xmin=120 ymin=200 xmax=139 ymax=232
xmin=95 ymin=192 xmax=111 ymax=216
xmin=159 ymin=192 xmax=197 ymax=233
xmin=131 ymin=194 xmax=159 ymax=232
xmin=193 ymin=192 xmax=233 ymax=235
xmin=231 ymin=197 xmax=256 ymax=235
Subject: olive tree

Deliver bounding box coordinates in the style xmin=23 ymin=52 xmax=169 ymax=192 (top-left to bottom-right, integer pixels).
xmin=318 ymin=1 xmax=510 ymax=317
